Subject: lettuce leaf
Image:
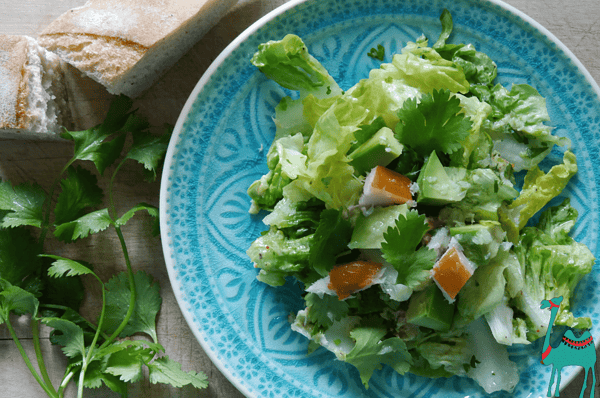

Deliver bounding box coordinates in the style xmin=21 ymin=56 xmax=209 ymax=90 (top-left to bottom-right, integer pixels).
xmin=499 ymin=150 xmax=577 ymax=241
xmin=246 ymin=226 xmax=314 ymax=286
xmin=251 ymin=34 xmax=342 ymax=98
xmin=510 ymin=199 xmax=594 ymax=340
xmin=291 ymin=96 xmax=369 ymax=209
xmin=394 ymin=47 xmax=470 ymax=94
xmin=480 ymin=84 xmax=570 ymax=171
xmin=248 ymin=133 xmax=307 ymax=212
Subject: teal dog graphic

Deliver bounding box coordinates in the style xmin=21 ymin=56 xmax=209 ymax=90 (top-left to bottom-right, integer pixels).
xmin=540 ymin=296 xmax=596 ymax=397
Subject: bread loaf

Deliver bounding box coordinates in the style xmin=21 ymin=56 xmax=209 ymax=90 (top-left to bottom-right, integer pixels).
xmin=0 ymin=35 xmax=70 ymax=139
xmin=38 ymin=0 xmax=237 ymax=98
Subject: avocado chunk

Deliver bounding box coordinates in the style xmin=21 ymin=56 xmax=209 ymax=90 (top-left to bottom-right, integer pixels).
xmin=348 ymin=127 xmax=403 ymax=175
xmin=348 ymin=204 xmax=408 ymax=249
xmin=449 ymin=221 xmax=506 ymax=265
xmin=406 ymin=283 xmax=455 ymax=332
xmin=416 ymin=151 xmax=468 ymax=205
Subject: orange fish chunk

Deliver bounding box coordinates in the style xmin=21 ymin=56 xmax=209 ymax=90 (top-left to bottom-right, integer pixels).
xmin=431 ymin=246 xmax=474 ymax=302
xmin=328 ymin=261 xmax=382 ymax=300
xmin=359 ymin=166 xmax=413 ymax=207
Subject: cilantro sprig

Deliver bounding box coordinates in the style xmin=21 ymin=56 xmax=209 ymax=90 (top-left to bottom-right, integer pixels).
xmin=381 ymin=210 xmax=437 ymax=290
xmin=0 ymin=95 xmax=207 ymax=397
xmin=395 ymin=88 xmax=472 ymax=157
xmin=367 ymin=44 xmax=385 ymax=61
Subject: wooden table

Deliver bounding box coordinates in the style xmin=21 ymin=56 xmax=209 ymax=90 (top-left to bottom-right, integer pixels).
xmin=1 ymin=0 xmax=599 ymax=397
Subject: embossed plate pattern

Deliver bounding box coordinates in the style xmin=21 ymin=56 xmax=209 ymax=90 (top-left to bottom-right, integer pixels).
xmin=159 ymin=0 xmax=600 ymax=396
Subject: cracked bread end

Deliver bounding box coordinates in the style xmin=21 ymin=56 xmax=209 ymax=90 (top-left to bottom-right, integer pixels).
xmin=0 ymin=35 xmax=71 ymax=140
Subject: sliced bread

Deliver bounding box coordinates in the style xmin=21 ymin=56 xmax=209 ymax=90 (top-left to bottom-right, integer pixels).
xmin=38 ymin=0 xmax=237 ymax=98
xmin=0 ymin=35 xmax=70 ymax=140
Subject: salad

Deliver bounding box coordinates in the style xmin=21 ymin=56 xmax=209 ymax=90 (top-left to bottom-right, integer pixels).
xmin=245 ymin=9 xmax=595 ymax=394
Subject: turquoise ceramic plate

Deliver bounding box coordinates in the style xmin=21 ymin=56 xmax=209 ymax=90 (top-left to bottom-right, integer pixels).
xmin=159 ymin=0 xmax=600 ymax=396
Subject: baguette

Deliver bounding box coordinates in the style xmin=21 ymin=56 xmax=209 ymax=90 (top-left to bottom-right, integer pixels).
xmin=38 ymin=0 xmax=237 ymax=98
xmin=0 ymin=35 xmax=70 ymax=140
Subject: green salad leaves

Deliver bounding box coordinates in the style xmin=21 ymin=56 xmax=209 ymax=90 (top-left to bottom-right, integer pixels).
xmin=246 ymin=8 xmax=593 ymax=396
xmin=0 ymin=96 xmax=207 ymax=397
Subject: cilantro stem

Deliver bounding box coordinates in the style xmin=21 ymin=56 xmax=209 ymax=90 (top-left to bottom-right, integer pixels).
xmin=58 ymin=369 xmax=75 ymax=397
xmin=77 ymin=273 xmax=107 ymax=396
xmin=40 ymin=304 xmax=111 ymax=341
xmin=99 ymin=159 xmax=137 ymax=349
xmin=100 ymin=225 xmax=136 ymax=348
xmin=4 ymin=317 xmax=59 ymax=398
xmin=32 ymin=319 xmax=58 ymax=395
xmin=38 ymin=159 xmax=75 ymax=249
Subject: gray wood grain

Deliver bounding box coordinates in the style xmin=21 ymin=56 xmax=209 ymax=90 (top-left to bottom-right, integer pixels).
xmin=1 ymin=0 xmax=599 ymax=397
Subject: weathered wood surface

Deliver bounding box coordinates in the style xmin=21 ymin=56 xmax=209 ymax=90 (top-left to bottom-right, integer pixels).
xmin=1 ymin=0 xmax=599 ymax=397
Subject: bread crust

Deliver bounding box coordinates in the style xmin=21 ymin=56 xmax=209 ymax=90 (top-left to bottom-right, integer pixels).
xmin=40 ymin=0 xmax=214 ymax=48
xmin=0 ymin=36 xmax=31 ymax=129
xmin=38 ymin=0 xmax=236 ymax=97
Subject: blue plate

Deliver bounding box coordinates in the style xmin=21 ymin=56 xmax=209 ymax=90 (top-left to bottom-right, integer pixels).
xmin=159 ymin=0 xmax=600 ymax=396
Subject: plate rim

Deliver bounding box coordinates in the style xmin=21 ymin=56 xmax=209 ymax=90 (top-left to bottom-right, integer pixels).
xmin=158 ymin=1 xmax=600 ymax=396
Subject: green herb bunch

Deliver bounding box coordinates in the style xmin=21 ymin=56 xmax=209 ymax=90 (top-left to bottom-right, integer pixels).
xmin=0 ymin=96 xmax=207 ymax=397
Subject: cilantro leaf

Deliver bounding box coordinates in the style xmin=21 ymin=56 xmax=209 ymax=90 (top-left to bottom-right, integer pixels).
xmin=102 ymin=271 xmax=161 ymax=342
xmin=47 ymin=307 xmax=96 ymax=345
xmin=81 ymin=360 xmax=128 ymax=394
xmin=62 ymin=127 xmax=126 ymax=176
xmin=148 ymin=355 xmax=208 ymax=389
xmin=367 ymin=44 xmax=385 ymax=61
xmin=94 ymin=339 xmax=164 ymax=359
xmin=309 ymin=209 xmax=352 ymax=277
xmin=61 ymin=95 xmax=149 ymax=175
xmin=381 ymin=210 xmax=437 ymax=289
xmin=104 ymin=345 xmax=154 ymax=383
xmin=54 ymin=208 xmax=113 ymax=242
xmin=125 ymin=127 xmax=171 ymax=182
xmin=395 ymin=89 xmax=472 ymax=157
xmin=40 ymin=266 xmax=85 ymax=314
xmin=42 ymin=255 xmax=95 ymax=278
xmin=305 ymin=292 xmax=349 ymax=331
xmin=0 ymin=181 xmax=46 ymax=228
xmin=0 ymin=279 xmax=39 ymax=322
xmin=0 ymin=226 xmax=42 ymax=289
xmin=382 ymin=210 xmax=430 ymax=256
xmin=116 ymin=202 xmax=159 ymax=236
xmin=345 ymin=324 xmax=412 ymax=388
xmin=54 ymin=166 xmax=103 ymax=225
xmin=41 ymin=317 xmax=86 ymax=358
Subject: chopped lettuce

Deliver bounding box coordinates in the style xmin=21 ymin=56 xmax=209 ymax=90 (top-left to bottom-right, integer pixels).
xmin=248 ymin=133 xmax=307 ymax=212
xmin=433 ymin=9 xmax=498 ymax=89
xmin=453 ymin=245 xmax=513 ymax=328
xmin=439 ymin=167 xmax=518 ymax=223
xmin=245 ymin=9 xmax=593 ymax=395
xmin=466 ymin=318 xmax=519 ymax=394
xmin=499 ymin=150 xmax=577 ymax=241
xmin=246 ymin=226 xmax=314 ymax=286
xmin=414 ymin=335 xmax=473 ymax=377
xmin=251 ymin=34 xmax=342 ymax=98
xmin=395 ymin=44 xmax=470 ymax=94
xmin=479 ymin=84 xmax=570 ymax=171
xmin=511 ymin=199 xmax=594 ymax=339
